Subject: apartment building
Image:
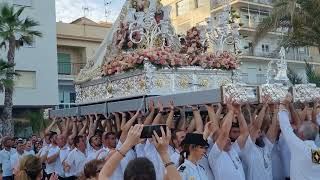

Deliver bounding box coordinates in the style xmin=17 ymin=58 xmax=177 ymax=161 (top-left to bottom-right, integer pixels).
xmin=162 ymin=0 xmax=320 ymax=85
xmin=56 ymin=17 xmax=111 ymax=109
xmin=0 ymin=0 xmax=58 ymax=111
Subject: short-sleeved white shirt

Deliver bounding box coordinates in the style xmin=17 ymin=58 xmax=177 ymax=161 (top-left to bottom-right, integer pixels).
xmin=64 ymin=148 xmax=87 ymax=177
xmin=178 ymin=159 xmax=208 ymax=180
xmin=208 ymin=143 xmax=245 ymax=180
xmin=11 ymin=152 xmax=25 ymax=173
xmin=0 ymin=149 xmax=14 ymax=176
xmin=46 ymin=145 xmax=60 ymax=174
xmin=240 ymin=135 xmax=273 ymax=180
xmin=55 ymin=145 xmax=71 ymax=177
xmin=96 ymin=147 xmax=110 ymax=160
xmin=87 ymin=148 xmax=101 ymax=161
xmin=24 ymin=149 xmax=35 ymax=156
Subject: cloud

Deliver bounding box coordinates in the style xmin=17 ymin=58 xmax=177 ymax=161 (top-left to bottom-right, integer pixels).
xmin=55 ymin=0 xmax=126 ymax=23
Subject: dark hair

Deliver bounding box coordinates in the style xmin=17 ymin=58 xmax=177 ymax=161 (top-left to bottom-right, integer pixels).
xmin=84 ymin=159 xmax=104 ymax=178
xmin=124 ymin=157 xmax=156 ymax=180
xmin=179 ymin=144 xmax=192 ymax=166
xmin=74 ymin=135 xmax=84 ymax=147
xmin=49 ymin=131 xmax=57 ymax=141
xmin=104 ymin=132 xmax=116 ymax=139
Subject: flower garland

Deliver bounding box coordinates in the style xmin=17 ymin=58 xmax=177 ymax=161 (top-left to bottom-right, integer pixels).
xmin=101 ymin=48 xmax=237 ymax=76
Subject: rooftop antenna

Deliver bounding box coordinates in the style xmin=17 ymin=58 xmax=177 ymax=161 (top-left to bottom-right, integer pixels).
xmin=104 ymin=0 xmax=111 ymax=21
xmin=82 ymin=0 xmax=90 ymax=18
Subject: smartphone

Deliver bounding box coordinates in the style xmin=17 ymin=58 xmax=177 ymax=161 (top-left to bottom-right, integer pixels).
xmin=140 ymin=124 xmax=167 ymax=138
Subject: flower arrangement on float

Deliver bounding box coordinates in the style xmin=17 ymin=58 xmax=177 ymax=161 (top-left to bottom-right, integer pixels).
xmin=102 ymin=25 xmax=237 ymax=76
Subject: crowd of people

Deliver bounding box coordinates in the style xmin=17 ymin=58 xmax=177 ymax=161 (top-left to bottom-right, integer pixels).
xmin=1 ymin=93 xmax=320 ymax=180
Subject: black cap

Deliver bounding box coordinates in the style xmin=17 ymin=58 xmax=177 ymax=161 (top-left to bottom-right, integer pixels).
xmin=181 ymin=133 xmax=209 ymax=147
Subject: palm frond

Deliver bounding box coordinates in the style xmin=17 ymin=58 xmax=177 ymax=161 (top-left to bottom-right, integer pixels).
xmin=305 ymin=60 xmax=320 ymax=87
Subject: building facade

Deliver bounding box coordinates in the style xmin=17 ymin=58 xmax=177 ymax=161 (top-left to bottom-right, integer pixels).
xmin=162 ymin=0 xmax=320 ymax=85
xmin=0 ymin=0 xmax=58 ymax=108
xmin=56 ymin=17 xmax=111 ymax=109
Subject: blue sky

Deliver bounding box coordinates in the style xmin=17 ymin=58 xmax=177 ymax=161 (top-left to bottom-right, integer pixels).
xmin=56 ymin=0 xmax=126 ymax=23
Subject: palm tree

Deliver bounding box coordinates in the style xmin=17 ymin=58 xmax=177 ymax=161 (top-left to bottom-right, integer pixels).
xmin=305 ymin=60 xmax=320 ymax=87
xmin=0 ymin=59 xmax=14 ymax=92
xmin=0 ymin=4 xmax=42 ymax=136
xmin=254 ymin=0 xmax=320 ymax=51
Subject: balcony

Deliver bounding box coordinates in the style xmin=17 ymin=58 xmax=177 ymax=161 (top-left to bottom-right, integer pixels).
xmin=241 ymin=50 xmax=312 ymax=62
xmin=211 ymin=0 xmax=273 ymax=10
xmin=58 ymin=62 xmax=86 ymax=79
xmin=54 ymin=103 xmax=77 ymax=110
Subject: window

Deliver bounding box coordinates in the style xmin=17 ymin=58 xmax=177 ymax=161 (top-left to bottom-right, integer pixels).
xmin=13 ymin=0 xmax=32 ymax=7
xmin=262 ymin=44 xmax=269 ymax=53
xmin=298 ymin=47 xmax=308 ymax=54
xmin=176 ymin=0 xmax=189 ymax=16
xmin=14 ymin=70 xmax=36 ymax=88
xmin=58 ymin=53 xmax=71 ymax=75
xmin=70 ymin=92 xmax=76 ymax=103
xmin=195 ymin=0 xmax=206 ymax=8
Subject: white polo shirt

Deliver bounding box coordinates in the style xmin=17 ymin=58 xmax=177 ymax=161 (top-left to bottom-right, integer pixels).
xmin=87 ymin=147 xmax=102 ymax=161
xmin=144 ymin=139 xmax=165 ymax=180
xmin=11 ymin=151 xmax=25 ymax=173
xmin=0 ymin=148 xmax=14 ymax=177
xmin=55 ymin=145 xmax=71 ymax=178
xmin=279 ymin=110 xmax=320 ymax=180
xmin=278 ymin=133 xmax=291 ymax=178
xmin=271 ymin=141 xmax=285 ymax=180
xmin=96 ymin=147 xmax=110 ymax=160
xmin=24 ymin=149 xmax=35 ymax=156
xmin=46 ymin=145 xmax=60 ymax=174
xmin=240 ymin=135 xmax=273 ymax=180
xmin=208 ymin=142 xmax=245 ymax=180
xmin=65 ymin=148 xmax=87 ymax=177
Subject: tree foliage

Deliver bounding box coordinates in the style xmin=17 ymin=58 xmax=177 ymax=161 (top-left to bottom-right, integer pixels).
xmin=255 ymin=0 xmax=320 ymax=50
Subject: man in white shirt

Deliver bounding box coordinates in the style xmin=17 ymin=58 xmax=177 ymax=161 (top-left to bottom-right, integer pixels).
xmin=11 ymin=139 xmax=25 ymax=174
xmin=0 ymin=137 xmax=15 ymax=180
xmin=55 ymin=134 xmax=71 ymax=179
xmin=24 ymin=140 xmax=35 ymax=155
xmin=208 ymin=103 xmax=247 ymax=180
xmin=87 ymin=134 xmax=102 ymax=161
xmin=46 ymin=132 xmax=59 ymax=178
xmin=278 ymin=94 xmax=320 ymax=180
xmin=96 ymin=132 xmax=117 ymax=160
xmin=64 ymin=135 xmax=87 ymax=179
xmin=240 ymin=103 xmax=279 ymax=180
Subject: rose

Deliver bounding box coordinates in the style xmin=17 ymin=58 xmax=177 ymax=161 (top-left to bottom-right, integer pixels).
xmin=127 ymin=41 xmax=133 ymax=48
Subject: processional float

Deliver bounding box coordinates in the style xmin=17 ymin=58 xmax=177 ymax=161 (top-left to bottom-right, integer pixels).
xmin=48 ymin=0 xmax=319 ymax=118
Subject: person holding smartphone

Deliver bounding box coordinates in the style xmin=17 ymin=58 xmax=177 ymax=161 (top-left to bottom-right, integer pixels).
xmin=178 ymin=133 xmax=209 ymax=180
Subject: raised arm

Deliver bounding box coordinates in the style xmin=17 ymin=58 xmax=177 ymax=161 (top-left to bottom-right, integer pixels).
xmin=266 ymin=105 xmax=280 ymax=144
xmin=215 ymin=101 xmax=234 ymax=150
xmin=62 ymin=117 xmax=70 ymax=137
xmin=289 ymin=103 xmax=302 ymax=129
xmin=69 ymin=117 xmax=77 ymax=139
xmin=192 ymin=106 xmax=204 ymax=133
xmin=120 ymin=111 xmax=140 ymax=143
xmin=176 ymin=107 xmax=186 ymax=130
xmin=78 ymin=116 xmax=89 ymax=136
xmin=204 ymin=104 xmax=219 ymax=139
xmin=120 ymin=112 xmax=127 ymax=130
xmin=236 ymin=104 xmax=249 ymax=149
xmin=152 ymin=99 xmax=164 ymax=125
xmin=45 ymin=118 xmax=57 ymax=135
xmin=112 ymin=113 xmax=121 ymax=133
xmin=144 ymin=100 xmax=155 ymax=125
xmin=166 ymin=100 xmax=175 ymax=129
xmin=250 ymin=103 xmax=268 ymax=142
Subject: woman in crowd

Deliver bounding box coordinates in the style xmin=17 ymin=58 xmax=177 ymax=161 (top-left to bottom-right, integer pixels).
xmin=178 ymin=133 xmax=209 ymax=180
xmin=15 ymin=155 xmax=58 ymax=180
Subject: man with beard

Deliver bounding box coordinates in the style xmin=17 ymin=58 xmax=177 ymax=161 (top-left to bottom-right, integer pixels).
xmin=11 ymin=139 xmax=25 ymax=174
xmin=0 ymin=137 xmax=15 ymax=180
xmin=240 ymin=102 xmax=280 ymax=180
xmin=208 ymin=102 xmax=247 ymax=180
xmin=87 ymin=134 xmax=103 ymax=161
